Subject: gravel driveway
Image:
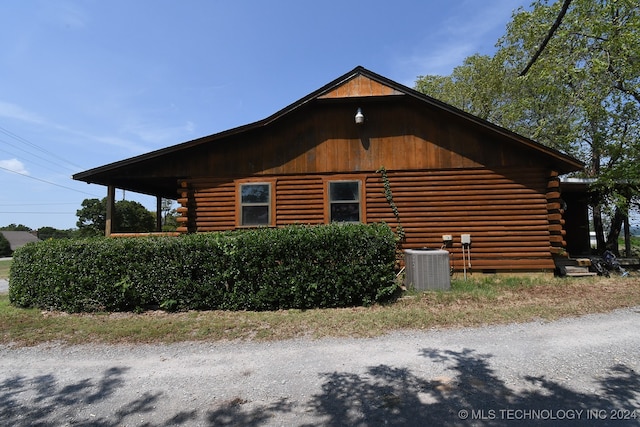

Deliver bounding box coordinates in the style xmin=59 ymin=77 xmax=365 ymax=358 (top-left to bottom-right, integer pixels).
xmin=1 ymin=307 xmax=639 ymax=426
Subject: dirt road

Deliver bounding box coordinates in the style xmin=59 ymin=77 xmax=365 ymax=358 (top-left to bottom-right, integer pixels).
xmin=1 ymin=307 xmax=639 ymax=426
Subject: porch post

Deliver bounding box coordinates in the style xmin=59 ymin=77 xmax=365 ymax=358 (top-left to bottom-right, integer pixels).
xmin=156 ymin=195 xmax=163 ymax=232
xmin=106 ymin=185 xmax=115 ymax=237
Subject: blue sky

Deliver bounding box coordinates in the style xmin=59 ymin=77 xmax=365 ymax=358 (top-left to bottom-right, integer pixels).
xmin=0 ymin=0 xmax=529 ymax=230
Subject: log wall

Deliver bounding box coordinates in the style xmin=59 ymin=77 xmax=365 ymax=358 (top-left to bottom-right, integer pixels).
xmin=176 ymin=178 xmax=235 ymax=232
xmin=177 ymin=166 xmax=560 ymax=271
xmin=366 ymin=168 xmax=556 ymax=271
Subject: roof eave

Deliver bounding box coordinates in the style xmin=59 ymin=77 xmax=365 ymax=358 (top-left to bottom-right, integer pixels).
xmin=73 ymin=65 xmax=584 ymax=183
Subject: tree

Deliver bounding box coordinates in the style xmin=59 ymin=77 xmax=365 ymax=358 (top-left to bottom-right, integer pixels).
xmin=76 ymin=198 xmax=155 ymax=237
xmin=518 ymin=0 xmax=573 ymax=77
xmin=416 ymin=54 xmax=509 ymax=123
xmin=36 ymin=227 xmax=77 ymax=240
xmin=76 ymin=198 xmax=107 ymax=237
xmin=500 ymin=0 xmax=639 ymax=254
xmin=415 ymin=0 xmax=640 ymax=254
xmin=0 ymin=224 xmax=32 ymax=231
xmin=114 ymin=200 xmax=155 ymax=233
xmin=160 ymin=198 xmax=178 ymax=231
xmin=0 ymin=232 xmax=12 ymax=257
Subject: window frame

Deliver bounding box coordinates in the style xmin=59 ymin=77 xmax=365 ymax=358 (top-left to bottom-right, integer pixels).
xmin=236 ymin=180 xmax=276 ymax=227
xmin=325 ymin=178 xmax=365 ymax=224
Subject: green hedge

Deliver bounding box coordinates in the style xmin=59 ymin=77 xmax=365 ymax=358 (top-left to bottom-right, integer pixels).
xmin=9 ymin=223 xmax=398 ymax=312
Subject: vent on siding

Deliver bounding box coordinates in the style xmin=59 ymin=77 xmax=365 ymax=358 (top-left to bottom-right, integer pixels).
xmin=404 ymin=249 xmax=451 ymax=291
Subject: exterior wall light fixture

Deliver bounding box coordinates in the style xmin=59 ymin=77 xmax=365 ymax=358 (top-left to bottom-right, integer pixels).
xmin=355 ymin=107 xmax=365 ymax=124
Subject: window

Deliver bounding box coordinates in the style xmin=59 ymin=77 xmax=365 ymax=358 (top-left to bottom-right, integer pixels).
xmin=239 ymin=183 xmax=271 ymax=226
xmin=329 ymin=181 xmax=361 ymax=222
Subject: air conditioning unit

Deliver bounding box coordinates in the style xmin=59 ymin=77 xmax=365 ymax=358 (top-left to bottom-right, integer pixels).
xmin=404 ymin=249 xmax=451 ymax=291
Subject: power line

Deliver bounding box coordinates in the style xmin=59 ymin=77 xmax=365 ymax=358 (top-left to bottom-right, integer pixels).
xmin=0 ymin=211 xmax=75 ymax=214
xmin=0 ymin=142 xmax=72 ymax=176
xmin=0 ymin=165 xmax=100 ymax=197
xmin=0 ymin=124 xmax=85 ymax=172
xmin=0 ymin=202 xmax=80 ymax=206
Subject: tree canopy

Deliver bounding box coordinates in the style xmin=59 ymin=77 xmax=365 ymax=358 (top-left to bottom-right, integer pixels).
xmin=76 ymin=198 xmax=155 ymax=237
xmin=0 ymin=232 xmax=12 ymax=257
xmin=415 ymin=0 xmax=639 ymax=253
xmin=0 ymin=224 xmax=32 ymax=232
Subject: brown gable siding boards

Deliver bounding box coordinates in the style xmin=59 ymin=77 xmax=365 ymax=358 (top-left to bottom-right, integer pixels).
xmin=318 ymin=74 xmax=404 ymax=98
xmin=178 ymin=101 xmax=552 ymax=179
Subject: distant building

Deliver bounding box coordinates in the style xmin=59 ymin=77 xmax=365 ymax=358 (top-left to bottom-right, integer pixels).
xmin=0 ymin=231 xmax=40 ymax=252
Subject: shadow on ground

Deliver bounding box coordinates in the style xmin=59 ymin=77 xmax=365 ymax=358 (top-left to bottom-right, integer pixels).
xmin=307 ymin=348 xmax=640 ymax=426
xmin=0 ymin=367 xmax=168 ymax=426
xmin=1 ymin=349 xmax=638 ymax=426
xmin=0 ymin=366 xmax=295 ymax=426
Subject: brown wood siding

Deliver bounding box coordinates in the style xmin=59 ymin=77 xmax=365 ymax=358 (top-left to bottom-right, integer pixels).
xmin=94 ymin=97 xmax=570 ymax=192
xmin=177 ymin=179 xmax=235 ymax=232
xmin=193 ymin=100 xmax=557 ymax=178
xmin=176 ymin=180 xmax=192 ymax=233
xmin=275 ymin=176 xmax=324 ymax=225
xmin=178 ymin=166 xmax=557 ymax=271
xmin=178 ymin=176 xmax=326 ymax=231
xmin=546 ymin=171 xmax=567 ymax=255
xmin=318 ymin=74 xmax=403 ymax=98
xmin=366 ymin=167 xmax=556 ymax=271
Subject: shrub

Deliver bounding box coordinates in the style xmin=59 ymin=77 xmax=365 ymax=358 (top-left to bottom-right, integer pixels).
xmin=9 ymin=223 xmax=398 ymax=312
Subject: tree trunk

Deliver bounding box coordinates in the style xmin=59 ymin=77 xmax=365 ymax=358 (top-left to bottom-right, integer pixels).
xmin=605 ymin=206 xmax=625 ymax=256
xmin=592 ymin=203 xmax=606 ymax=254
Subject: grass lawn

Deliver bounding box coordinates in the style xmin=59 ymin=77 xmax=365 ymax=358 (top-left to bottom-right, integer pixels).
xmin=0 ymin=259 xmax=10 ymax=280
xmin=1 ymin=261 xmax=639 ymax=346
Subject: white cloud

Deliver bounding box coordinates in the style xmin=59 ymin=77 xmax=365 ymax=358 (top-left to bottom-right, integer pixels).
xmin=0 ymin=101 xmax=47 ymax=125
xmin=392 ymin=1 xmax=520 ymax=84
xmin=93 ymin=135 xmax=151 ymax=154
xmin=120 ymin=120 xmax=197 ymax=146
xmin=0 ymin=158 xmax=29 ymax=175
xmin=398 ymin=43 xmax=476 ymax=85
xmin=0 ymin=99 xmax=152 ymax=156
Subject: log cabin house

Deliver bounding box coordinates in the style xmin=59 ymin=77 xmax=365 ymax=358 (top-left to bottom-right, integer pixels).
xmin=73 ymin=66 xmax=584 ymax=273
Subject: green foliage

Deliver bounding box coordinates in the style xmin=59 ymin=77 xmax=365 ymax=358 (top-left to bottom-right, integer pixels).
xmin=415 ymin=0 xmax=640 ymax=251
xmin=9 ymin=223 xmax=398 ymax=313
xmin=0 ymin=224 xmax=32 ymax=231
xmin=0 ymin=233 xmax=12 ymax=257
xmin=114 ymin=200 xmax=155 ymax=233
xmin=76 ymin=197 xmax=156 ymax=237
xmin=416 ymin=54 xmax=509 ymax=123
xmin=376 ymin=166 xmax=405 ymax=242
xmin=160 ymin=198 xmax=179 ymax=231
xmin=76 ymin=198 xmax=107 ymax=236
xmin=0 ymin=259 xmax=11 ymax=279
xmin=36 ymin=227 xmax=76 ymax=240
